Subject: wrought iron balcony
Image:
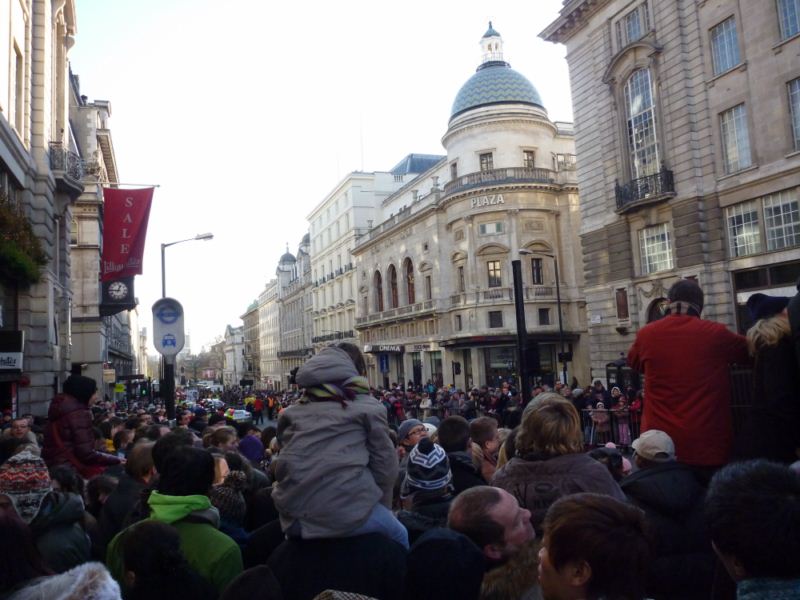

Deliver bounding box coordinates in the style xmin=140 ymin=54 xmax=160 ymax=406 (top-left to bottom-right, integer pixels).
xmin=444 ymin=167 xmax=556 ymax=196
xmin=49 ymin=142 xmax=84 ymax=199
xmin=615 ymin=167 xmax=675 ymax=212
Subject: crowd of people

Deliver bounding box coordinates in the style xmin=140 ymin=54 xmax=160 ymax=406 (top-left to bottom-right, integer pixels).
xmin=0 ymin=279 xmax=798 ymax=600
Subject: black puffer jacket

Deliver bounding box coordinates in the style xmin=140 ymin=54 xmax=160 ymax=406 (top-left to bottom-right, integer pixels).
xmin=30 ymin=491 xmax=91 ymax=573
xmin=397 ymin=496 xmax=452 ymax=546
xmin=621 ymin=462 xmax=714 ymax=599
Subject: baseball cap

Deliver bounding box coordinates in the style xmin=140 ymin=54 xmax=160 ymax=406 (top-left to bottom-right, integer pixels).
xmin=632 ymin=430 xmax=676 ymax=462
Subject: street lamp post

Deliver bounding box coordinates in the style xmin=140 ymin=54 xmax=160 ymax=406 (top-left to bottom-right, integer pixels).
xmin=511 ymin=257 xmax=529 ymax=399
xmin=520 ymin=249 xmax=568 ymax=386
xmin=159 ymin=233 xmax=213 ymax=420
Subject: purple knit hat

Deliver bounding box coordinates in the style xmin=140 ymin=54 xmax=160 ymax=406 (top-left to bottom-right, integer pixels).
xmin=238 ymin=435 xmax=264 ymax=462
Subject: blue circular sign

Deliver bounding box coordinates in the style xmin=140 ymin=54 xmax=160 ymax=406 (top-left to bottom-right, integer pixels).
xmin=155 ymin=303 xmax=181 ymax=324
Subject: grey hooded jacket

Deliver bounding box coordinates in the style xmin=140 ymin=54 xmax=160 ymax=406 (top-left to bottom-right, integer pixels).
xmin=272 ymin=347 xmax=398 ymax=539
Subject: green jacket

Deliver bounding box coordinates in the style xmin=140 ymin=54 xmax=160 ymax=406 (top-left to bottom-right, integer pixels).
xmin=106 ymin=491 xmax=242 ymax=595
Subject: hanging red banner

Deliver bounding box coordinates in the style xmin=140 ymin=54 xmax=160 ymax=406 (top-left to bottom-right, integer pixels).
xmin=100 ymin=187 xmax=154 ymax=281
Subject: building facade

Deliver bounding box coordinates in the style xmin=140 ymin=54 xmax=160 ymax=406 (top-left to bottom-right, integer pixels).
xmin=240 ymin=300 xmax=260 ymax=387
xmin=1 ymin=0 xmax=83 ymax=415
xmin=276 ymin=234 xmax=313 ymax=388
xmin=352 ymin=25 xmax=588 ymax=390
xmin=222 ymin=324 xmax=244 ymax=387
xmin=68 ymin=72 xmax=138 ymax=394
xmin=542 ymin=0 xmax=800 ymax=380
xmin=307 ymin=157 xmax=442 ymax=354
xmin=257 ymin=279 xmax=281 ymax=389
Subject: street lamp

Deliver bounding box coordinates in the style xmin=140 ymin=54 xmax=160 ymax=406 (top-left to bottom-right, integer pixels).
xmin=511 ymin=253 xmax=530 ymax=399
xmin=160 ymin=233 xmax=214 ymax=298
xmin=159 ymin=232 xmax=213 ymax=419
xmin=520 ymin=248 xmax=568 ymax=386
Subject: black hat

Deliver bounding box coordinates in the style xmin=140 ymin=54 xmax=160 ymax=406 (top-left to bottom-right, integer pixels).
xmin=746 ymin=293 xmax=790 ymax=322
xmin=63 ymin=375 xmax=98 ymax=404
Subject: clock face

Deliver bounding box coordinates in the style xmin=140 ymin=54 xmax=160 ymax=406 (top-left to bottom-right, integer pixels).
xmin=108 ymin=281 xmax=129 ymax=300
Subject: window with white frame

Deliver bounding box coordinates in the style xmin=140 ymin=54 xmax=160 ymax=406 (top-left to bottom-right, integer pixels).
xmin=480 ymin=153 xmax=494 ymax=171
xmin=624 ymin=68 xmax=660 ymax=179
xmin=789 ymin=78 xmax=800 ymax=151
xmin=777 ymin=0 xmax=800 ymax=40
xmin=710 ymin=17 xmax=741 ymax=75
xmin=727 ymin=200 xmax=762 ymax=257
xmin=764 ymin=190 xmax=800 ymax=250
xmin=523 ymin=150 xmax=536 ymax=169
xmin=638 ymin=223 xmax=674 ymax=274
xmin=531 ymin=258 xmax=544 ymax=285
xmin=720 ymin=104 xmax=752 ymax=173
xmin=616 ymin=3 xmax=650 ymax=48
xmin=478 ymin=222 xmax=505 ymax=235
xmin=487 ymin=261 xmax=502 ymax=288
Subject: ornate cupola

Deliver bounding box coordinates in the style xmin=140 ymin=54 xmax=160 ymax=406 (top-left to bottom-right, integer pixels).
xmin=480 ymin=21 xmax=505 ymax=68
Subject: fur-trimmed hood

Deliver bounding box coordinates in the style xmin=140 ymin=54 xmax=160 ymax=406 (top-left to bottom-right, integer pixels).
xmin=7 ymin=561 xmax=120 ymax=600
xmin=480 ymin=540 xmax=542 ymax=600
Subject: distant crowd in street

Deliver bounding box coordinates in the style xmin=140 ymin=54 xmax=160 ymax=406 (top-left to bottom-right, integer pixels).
xmin=0 ymin=278 xmax=799 ymax=600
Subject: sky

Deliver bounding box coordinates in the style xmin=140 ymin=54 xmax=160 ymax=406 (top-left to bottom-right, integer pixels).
xmin=69 ymin=0 xmax=573 ymax=353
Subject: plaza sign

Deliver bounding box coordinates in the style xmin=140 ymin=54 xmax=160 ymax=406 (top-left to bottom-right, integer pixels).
xmin=470 ymin=194 xmax=505 ymax=209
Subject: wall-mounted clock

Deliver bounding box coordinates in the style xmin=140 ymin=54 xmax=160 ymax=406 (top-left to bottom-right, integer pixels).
xmin=108 ymin=281 xmax=129 ymax=300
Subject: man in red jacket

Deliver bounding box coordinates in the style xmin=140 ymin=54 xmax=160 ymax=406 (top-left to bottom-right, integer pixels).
xmin=628 ymin=280 xmax=749 ymax=478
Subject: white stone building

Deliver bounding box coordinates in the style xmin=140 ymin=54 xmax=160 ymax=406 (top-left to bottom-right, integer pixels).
xmin=307 ymin=157 xmax=442 ymax=353
xmin=352 ymin=24 xmax=588 ymax=390
xmin=222 ymin=324 xmax=244 ymax=388
xmin=542 ymin=0 xmax=800 ymax=382
xmin=276 ymin=235 xmax=313 ymax=388
xmin=0 ymin=0 xmax=83 ymax=415
xmin=257 ymin=279 xmax=281 ymax=389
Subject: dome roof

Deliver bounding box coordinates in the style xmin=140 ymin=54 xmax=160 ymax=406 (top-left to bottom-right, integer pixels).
xmin=450 ymin=63 xmax=544 ymax=120
xmin=279 ymin=251 xmax=296 ymax=264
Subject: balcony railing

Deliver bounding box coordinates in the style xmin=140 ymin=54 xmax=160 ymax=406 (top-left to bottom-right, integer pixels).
xmin=49 ymin=142 xmax=84 ymax=183
xmin=311 ymin=330 xmax=355 ymax=344
xmin=443 ymin=167 xmax=555 ymax=195
xmin=615 ymin=167 xmax=675 ymax=212
xmin=525 ymin=285 xmax=554 ymax=299
xmin=355 ymin=299 xmax=437 ymax=327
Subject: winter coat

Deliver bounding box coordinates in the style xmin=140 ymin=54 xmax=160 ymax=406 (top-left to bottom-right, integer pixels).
xmin=621 ymin=462 xmax=714 ymax=599
xmin=628 ymin=313 xmax=750 ymax=466
xmin=41 ymin=394 xmax=121 ymax=472
xmin=97 ymin=473 xmax=147 ymax=554
xmin=106 ymin=492 xmax=243 ymax=594
xmin=29 ymin=492 xmax=91 ymax=574
xmin=737 ymin=337 xmax=800 ymax=463
xmin=272 ymin=347 xmax=398 ymax=539
xmin=267 ymin=533 xmax=406 ymax=600
xmin=491 ymin=453 xmax=626 ymax=532
xmin=448 ymin=450 xmax=486 ymax=495
xmin=397 ymin=496 xmax=452 ymax=546
xmin=480 ymin=540 xmax=542 ymax=600
xmin=6 ymin=562 xmax=120 ymax=600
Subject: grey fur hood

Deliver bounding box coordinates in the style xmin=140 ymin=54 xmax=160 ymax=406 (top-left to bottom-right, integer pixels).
xmin=295 ymin=347 xmax=358 ymax=388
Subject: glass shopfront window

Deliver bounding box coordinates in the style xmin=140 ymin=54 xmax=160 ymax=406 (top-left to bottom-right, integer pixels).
xmin=411 ymin=352 xmax=422 ymax=386
xmin=429 ymin=351 xmax=443 ymax=388
xmin=484 ymin=346 xmax=516 ymax=388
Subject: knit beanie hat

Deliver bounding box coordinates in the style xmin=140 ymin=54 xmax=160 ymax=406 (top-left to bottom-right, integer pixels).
xmin=63 ymin=375 xmax=98 ymax=404
xmin=0 ymin=449 xmax=52 ymax=523
xmin=397 ymin=419 xmax=423 ymax=443
xmin=238 ymin=435 xmax=264 ymax=462
xmin=402 ymin=437 xmax=451 ymax=497
xmin=209 ymin=470 xmax=247 ymax=525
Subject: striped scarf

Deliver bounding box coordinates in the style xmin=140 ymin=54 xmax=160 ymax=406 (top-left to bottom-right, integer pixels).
xmin=667 ymin=300 xmax=702 ymax=317
xmin=303 ymin=376 xmax=370 ymax=407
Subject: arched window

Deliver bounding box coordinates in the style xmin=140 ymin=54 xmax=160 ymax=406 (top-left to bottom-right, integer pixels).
xmin=388 ymin=265 xmax=399 ymax=308
xmin=624 ymin=68 xmax=660 ymax=179
xmin=373 ymin=271 xmax=384 ymax=312
xmin=404 ymin=259 xmax=415 ymax=304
